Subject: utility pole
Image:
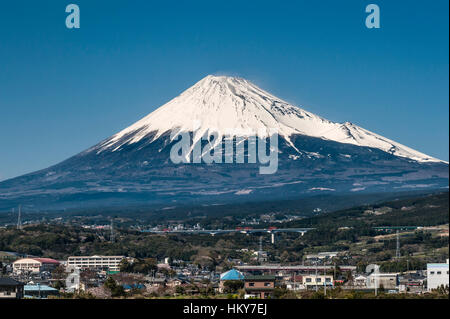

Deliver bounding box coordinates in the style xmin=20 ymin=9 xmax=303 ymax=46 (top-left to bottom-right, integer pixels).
xmin=110 ymin=218 xmax=115 ymax=243
xmin=293 ymin=271 xmax=296 ymax=291
xmin=375 ymin=273 xmax=378 ymax=297
xmin=334 ymin=262 xmax=336 ymax=281
xmin=315 ymin=261 xmax=318 ymax=292
xmin=374 ymin=266 xmax=379 ymax=297
xmin=396 ymin=230 xmax=401 ymax=261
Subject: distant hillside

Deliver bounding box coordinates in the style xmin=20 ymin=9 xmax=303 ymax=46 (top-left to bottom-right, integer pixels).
xmin=284 ymin=191 xmax=449 ymax=228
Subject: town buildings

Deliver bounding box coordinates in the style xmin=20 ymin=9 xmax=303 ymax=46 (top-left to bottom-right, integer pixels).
xmin=235 ymin=264 xmax=356 ymax=275
xmin=305 ymin=252 xmax=339 ymax=262
xmin=398 ymin=271 xmax=426 ymax=293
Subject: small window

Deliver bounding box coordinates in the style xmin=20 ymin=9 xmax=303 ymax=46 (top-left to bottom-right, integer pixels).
xmin=316 ymin=278 xmax=322 ymax=283
xmin=264 ymin=282 xmax=271 ymax=287
xmin=249 ymin=282 xmax=255 ymax=287
xmin=306 ymin=278 xmax=312 ymax=283
xmin=437 ymin=271 xmax=442 ymax=275
xmin=430 ymin=271 xmax=435 ymax=275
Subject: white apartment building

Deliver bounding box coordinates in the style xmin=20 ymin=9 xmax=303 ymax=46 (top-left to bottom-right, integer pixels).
xmin=302 ymin=274 xmax=334 ymax=288
xmin=67 ymin=255 xmax=125 ymax=272
xmin=427 ymin=260 xmax=449 ymax=291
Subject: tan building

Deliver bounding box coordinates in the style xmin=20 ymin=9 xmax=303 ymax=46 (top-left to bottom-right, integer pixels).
xmin=302 ymin=274 xmax=333 ymax=289
xmin=244 ymin=275 xmax=275 ymax=299
xmin=67 ymin=255 xmax=125 ymax=271
xmin=367 ymin=273 xmax=398 ymax=290
xmin=12 ymin=258 xmax=60 ymax=274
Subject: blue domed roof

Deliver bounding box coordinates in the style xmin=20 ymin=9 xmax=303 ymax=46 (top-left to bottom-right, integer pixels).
xmin=220 ymin=269 xmax=244 ymax=281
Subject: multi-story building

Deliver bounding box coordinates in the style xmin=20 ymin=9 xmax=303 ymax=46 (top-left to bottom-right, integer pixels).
xmin=67 ymin=255 xmax=125 ymax=272
xmin=12 ymin=258 xmax=60 ymax=274
xmin=302 ymin=274 xmax=334 ymax=289
xmin=427 ymin=260 xmax=449 ymax=291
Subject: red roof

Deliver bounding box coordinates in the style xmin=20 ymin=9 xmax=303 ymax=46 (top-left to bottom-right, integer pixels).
xmin=33 ymin=258 xmax=60 ymax=265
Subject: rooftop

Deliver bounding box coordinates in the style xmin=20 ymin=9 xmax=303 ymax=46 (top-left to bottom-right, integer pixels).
xmin=427 ymin=263 xmax=449 ymax=268
xmin=33 ymin=258 xmax=60 ymax=264
xmin=220 ymin=269 xmax=244 ymax=281
xmin=0 ymin=277 xmax=24 ymax=286
xmin=245 ymin=275 xmax=276 ymax=282
xmin=24 ymin=284 xmax=58 ymax=292
xmin=13 ymin=257 xmax=59 ymax=264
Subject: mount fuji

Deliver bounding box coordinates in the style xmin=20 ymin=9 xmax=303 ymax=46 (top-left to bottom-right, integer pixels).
xmin=0 ymin=75 xmax=448 ymax=211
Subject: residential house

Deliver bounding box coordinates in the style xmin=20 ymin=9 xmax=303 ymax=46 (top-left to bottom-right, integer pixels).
xmin=219 ymin=269 xmax=244 ymax=293
xmin=244 ymin=275 xmax=276 ymax=299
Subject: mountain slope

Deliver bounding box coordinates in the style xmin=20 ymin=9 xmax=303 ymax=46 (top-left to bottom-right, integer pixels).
xmin=96 ymin=75 xmax=441 ymax=163
xmin=0 ymin=75 xmax=447 ymax=211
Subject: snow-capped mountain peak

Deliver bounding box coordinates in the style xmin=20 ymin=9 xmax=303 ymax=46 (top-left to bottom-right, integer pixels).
xmin=97 ymin=75 xmax=441 ymax=163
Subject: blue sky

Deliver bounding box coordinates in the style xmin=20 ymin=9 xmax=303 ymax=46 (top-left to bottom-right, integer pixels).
xmin=0 ymin=0 xmax=448 ymax=181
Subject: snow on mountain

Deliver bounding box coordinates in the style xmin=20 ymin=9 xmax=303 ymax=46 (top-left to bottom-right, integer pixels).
xmin=97 ymin=75 xmax=441 ymax=163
